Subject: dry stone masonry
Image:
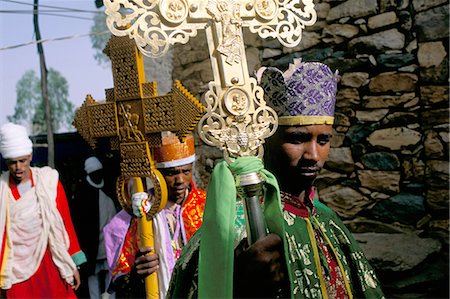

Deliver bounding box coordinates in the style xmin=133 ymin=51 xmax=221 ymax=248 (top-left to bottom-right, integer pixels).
xmin=171 ymin=0 xmax=449 ymax=297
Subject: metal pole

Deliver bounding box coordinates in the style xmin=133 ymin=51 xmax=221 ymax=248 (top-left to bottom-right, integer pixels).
xmin=237 ymin=172 xmax=267 ymax=245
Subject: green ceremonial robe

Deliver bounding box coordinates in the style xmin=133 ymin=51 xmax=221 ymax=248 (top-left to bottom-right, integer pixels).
xmin=168 ymin=189 xmax=384 ymax=299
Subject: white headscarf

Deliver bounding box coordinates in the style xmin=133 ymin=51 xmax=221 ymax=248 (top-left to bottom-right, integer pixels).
xmin=0 ymin=123 xmax=33 ymax=159
xmin=84 ymin=156 xmax=103 ymax=174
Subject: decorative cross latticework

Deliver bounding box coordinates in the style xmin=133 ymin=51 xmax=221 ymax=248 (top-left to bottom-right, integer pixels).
xmin=74 ymin=34 xmax=206 ymax=299
xmin=104 ymin=0 xmax=317 ymax=159
xmin=73 ymin=35 xmax=206 ymax=178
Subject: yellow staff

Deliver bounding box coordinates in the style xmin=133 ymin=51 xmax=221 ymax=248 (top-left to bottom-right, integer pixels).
xmin=129 ymin=175 xmax=165 ymax=299
xmin=73 ymin=33 xmax=205 ymax=299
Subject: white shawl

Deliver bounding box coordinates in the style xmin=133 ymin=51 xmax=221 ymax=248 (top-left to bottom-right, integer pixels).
xmin=0 ymin=167 xmax=76 ymax=289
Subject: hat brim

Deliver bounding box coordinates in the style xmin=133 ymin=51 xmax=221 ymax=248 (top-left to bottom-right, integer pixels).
xmin=278 ymin=116 xmax=334 ymax=126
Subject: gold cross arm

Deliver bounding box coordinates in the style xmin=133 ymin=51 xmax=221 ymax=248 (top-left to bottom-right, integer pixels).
xmin=73 ymin=35 xmax=205 ymax=179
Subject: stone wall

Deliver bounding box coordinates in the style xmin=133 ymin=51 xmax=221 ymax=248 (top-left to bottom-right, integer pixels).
xmin=171 ymin=0 xmax=449 ymax=297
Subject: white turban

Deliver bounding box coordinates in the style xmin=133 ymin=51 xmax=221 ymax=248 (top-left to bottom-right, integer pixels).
xmin=84 ymin=156 xmax=103 ymax=174
xmin=0 ymin=123 xmax=33 ymax=159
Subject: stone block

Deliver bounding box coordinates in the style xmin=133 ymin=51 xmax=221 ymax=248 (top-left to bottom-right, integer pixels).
xmin=357 ymin=170 xmax=401 ymax=193
xmin=341 ymin=72 xmax=369 ymax=88
xmin=421 ymin=108 xmax=450 ymax=128
xmin=369 ymin=72 xmax=418 ymax=93
xmin=376 ymin=53 xmax=416 ymax=68
xmin=420 ymin=56 xmax=449 ymax=83
xmin=367 ymin=193 xmax=426 ymax=225
xmin=403 ymin=157 xmax=425 ymax=180
xmin=315 ymin=169 xmax=347 ymax=190
xmin=413 ymin=0 xmax=448 ymax=13
xmin=282 ymin=32 xmax=322 ymax=53
xmin=319 ymin=185 xmax=373 ymax=218
xmin=363 ymin=93 xmax=415 ymax=108
xmin=361 ymin=152 xmax=400 ymax=170
xmin=323 ymin=24 xmax=360 ymax=39
xmin=349 ymin=29 xmax=405 ymax=52
xmin=424 ymin=130 xmax=445 ymax=158
xmin=420 ymin=85 xmax=449 ymax=106
xmin=355 ymin=233 xmax=441 ymax=271
xmin=426 ymin=189 xmax=450 ymax=212
xmin=356 ymin=109 xmax=389 ymax=122
xmin=327 ymin=0 xmax=378 ymax=21
xmin=368 ymin=127 xmax=421 ymax=150
xmin=381 ymin=112 xmax=418 ymax=127
xmin=425 ymin=160 xmax=449 ymax=188
xmin=368 ymin=12 xmax=398 ymax=29
xmin=331 ymin=129 xmax=346 ymax=147
xmin=336 ymin=88 xmax=360 ymax=107
xmin=346 ymin=123 xmax=380 ymax=143
xmin=418 ymin=41 xmax=447 ymax=68
xmin=415 ymin=4 xmax=449 ymax=41
xmin=380 ymin=0 xmax=397 ymax=12
xmin=326 ymin=147 xmax=355 ymax=173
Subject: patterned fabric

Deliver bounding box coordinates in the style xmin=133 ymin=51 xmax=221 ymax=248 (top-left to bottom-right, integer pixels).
xmin=111 ymin=183 xmax=206 ymax=296
xmin=111 ymin=215 xmax=139 ymax=281
xmin=168 ymin=188 xmax=384 ymax=299
xmin=257 ymin=60 xmax=339 ymax=125
xmin=281 ymin=191 xmax=351 ymax=298
xmin=181 ymin=188 xmax=207 ymax=240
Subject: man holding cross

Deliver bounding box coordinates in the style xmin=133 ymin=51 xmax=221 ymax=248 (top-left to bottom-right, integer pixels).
xmin=0 ymin=122 xmax=86 ymax=298
xmin=103 ymin=133 xmax=206 ymax=298
xmin=167 ymin=60 xmax=384 ymax=298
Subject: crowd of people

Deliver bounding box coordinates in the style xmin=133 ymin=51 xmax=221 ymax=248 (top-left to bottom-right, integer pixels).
xmin=0 ymin=60 xmax=385 ymax=298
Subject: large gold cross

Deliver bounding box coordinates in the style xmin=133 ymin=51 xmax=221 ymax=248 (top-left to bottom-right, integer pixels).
xmin=73 ymin=34 xmax=206 ymax=299
xmin=104 ymin=0 xmax=317 ymax=159
xmin=74 ymin=35 xmax=205 ymax=178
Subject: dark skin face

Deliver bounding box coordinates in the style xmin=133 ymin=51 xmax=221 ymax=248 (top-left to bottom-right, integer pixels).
xmin=6 ymin=154 xmax=32 ymax=185
xmin=159 ymin=163 xmax=193 ymax=204
xmin=264 ymin=124 xmax=333 ymax=197
xmin=88 ymin=169 xmax=104 ymax=185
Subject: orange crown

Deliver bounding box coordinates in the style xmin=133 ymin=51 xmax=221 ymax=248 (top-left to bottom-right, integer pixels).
xmin=153 ymin=134 xmax=195 ymax=168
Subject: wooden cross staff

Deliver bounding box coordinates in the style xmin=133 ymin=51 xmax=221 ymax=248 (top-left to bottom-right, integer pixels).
xmin=73 ymin=35 xmax=205 ymax=299
xmin=104 ymin=0 xmax=317 ymax=159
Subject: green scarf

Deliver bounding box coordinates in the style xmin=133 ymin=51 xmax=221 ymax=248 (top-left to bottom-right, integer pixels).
xmin=198 ymin=156 xmax=292 ymax=298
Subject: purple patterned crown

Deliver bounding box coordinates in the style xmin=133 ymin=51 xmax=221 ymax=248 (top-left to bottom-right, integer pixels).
xmin=256 ymin=59 xmax=339 ymax=125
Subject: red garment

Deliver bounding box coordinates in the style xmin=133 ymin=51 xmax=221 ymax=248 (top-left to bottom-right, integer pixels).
xmin=181 ymin=186 xmax=207 ymax=240
xmin=2 ymin=170 xmax=81 ymax=298
xmin=112 ymin=183 xmax=206 ymax=279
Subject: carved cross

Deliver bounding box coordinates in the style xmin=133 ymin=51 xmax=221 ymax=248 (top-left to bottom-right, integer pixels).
xmin=104 ymin=0 xmax=317 ymax=159
xmin=73 ymin=35 xmax=206 ymax=181
xmin=73 ymin=34 xmax=206 ymax=299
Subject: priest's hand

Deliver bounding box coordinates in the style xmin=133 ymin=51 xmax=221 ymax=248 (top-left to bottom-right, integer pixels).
xmin=233 ymin=233 xmax=289 ymax=298
xmin=134 ymin=246 xmax=160 ymax=277
xmin=71 ymin=269 xmax=81 ymax=290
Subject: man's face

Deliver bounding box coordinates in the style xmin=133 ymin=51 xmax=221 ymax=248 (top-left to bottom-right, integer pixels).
xmin=264 ymin=124 xmax=333 ymax=195
xmin=88 ymin=169 xmax=104 ymax=185
xmin=6 ymin=154 xmax=32 ymax=184
xmin=159 ymin=163 xmax=193 ymax=204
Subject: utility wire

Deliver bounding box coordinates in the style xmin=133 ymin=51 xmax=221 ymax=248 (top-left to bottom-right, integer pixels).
xmin=0 ymin=10 xmax=97 ymax=20
xmin=0 ymin=31 xmax=111 ymax=51
xmin=0 ymin=0 xmax=101 ymax=14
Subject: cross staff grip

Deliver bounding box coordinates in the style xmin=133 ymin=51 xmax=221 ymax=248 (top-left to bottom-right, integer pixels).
xmin=130 ymin=177 xmax=161 ymax=299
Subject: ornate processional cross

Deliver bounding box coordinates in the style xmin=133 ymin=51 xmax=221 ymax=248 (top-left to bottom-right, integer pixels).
xmin=104 ymin=0 xmax=317 ymax=159
xmin=73 ymin=34 xmax=206 ymax=299
xmin=74 ymin=34 xmax=206 ymax=189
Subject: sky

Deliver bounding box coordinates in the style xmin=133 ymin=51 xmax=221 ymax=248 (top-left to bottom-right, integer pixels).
xmin=0 ymin=0 xmax=113 ymax=132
